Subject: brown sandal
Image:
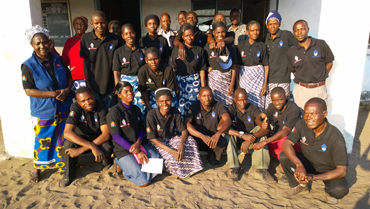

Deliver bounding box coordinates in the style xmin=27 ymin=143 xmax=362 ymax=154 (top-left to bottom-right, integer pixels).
xmin=30 ymin=170 xmax=40 ymax=183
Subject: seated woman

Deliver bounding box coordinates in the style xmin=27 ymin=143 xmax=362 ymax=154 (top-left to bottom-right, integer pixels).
xmin=171 ymin=23 xmax=207 ymax=117
xmin=204 ymin=21 xmax=238 ymax=108
xmin=147 ymin=88 xmax=203 ymax=178
xmin=107 ymin=81 xmax=160 ymax=187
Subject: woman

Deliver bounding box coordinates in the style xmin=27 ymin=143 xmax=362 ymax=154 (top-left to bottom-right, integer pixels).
xmin=147 ymin=88 xmax=203 ymax=178
xmin=62 ymin=16 xmax=88 ymax=92
xmin=170 ymin=23 xmax=206 ymax=117
xmin=204 ymin=21 xmax=238 ymax=108
xmin=238 ymin=20 xmax=269 ymax=111
xmin=113 ymin=24 xmax=146 ymax=116
xmin=22 ymin=25 xmax=73 ymax=182
xmin=107 ymin=81 xmax=160 ymax=187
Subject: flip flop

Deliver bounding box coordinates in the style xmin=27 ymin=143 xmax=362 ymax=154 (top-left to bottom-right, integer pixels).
xmin=30 ymin=171 xmax=39 ymax=183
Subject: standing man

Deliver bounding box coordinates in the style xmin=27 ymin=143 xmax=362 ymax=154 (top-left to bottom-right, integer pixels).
xmin=227 ymin=9 xmax=248 ymax=47
xmin=263 ymin=11 xmax=297 ymax=107
xmin=80 ymin=11 xmax=121 ymax=108
xmin=287 ymin=20 xmax=334 ymax=110
xmin=280 ymin=98 xmax=348 ymax=204
xmin=177 ymin=11 xmax=187 ymax=30
xmin=157 ymin=13 xmax=177 ymax=48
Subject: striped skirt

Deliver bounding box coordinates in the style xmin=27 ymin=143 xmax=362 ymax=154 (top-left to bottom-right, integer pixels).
xmin=176 ymin=73 xmax=200 ymax=117
xmin=208 ymin=69 xmax=233 ymax=107
xmin=239 ymin=65 xmax=266 ymax=111
xmin=32 ymin=105 xmax=69 ymax=172
xmin=265 ymin=83 xmax=290 ymax=108
xmin=149 ymin=135 xmax=203 ymax=179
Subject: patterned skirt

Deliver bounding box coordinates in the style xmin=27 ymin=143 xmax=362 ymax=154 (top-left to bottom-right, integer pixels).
xmin=72 ymin=79 xmax=86 ymax=92
xmin=32 ymin=105 xmax=69 ymax=172
xmin=121 ymin=74 xmax=147 ymax=121
xmin=239 ymin=65 xmax=266 ymax=111
xmin=265 ymin=83 xmax=290 ymax=108
xmin=176 ymin=73 xmax=200 ymax=117
xmin=208 ymin=69 xmax=233 ymax=107
xmin=149 ymin=135 xmax=203 ymax=179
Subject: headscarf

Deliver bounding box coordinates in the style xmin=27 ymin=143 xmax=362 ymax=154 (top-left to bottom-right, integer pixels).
xmin=25 ymin=25 xmax=50 ymax=44
xmin=155 ymin=88 xmax=172 ymax=100
xmin=144 ymin=14 xmax=159 ymax=27
xmin=266 ymin=11 xmax=282 ymax=24
xmin=72 ymin=16 xmax=88 ymax=27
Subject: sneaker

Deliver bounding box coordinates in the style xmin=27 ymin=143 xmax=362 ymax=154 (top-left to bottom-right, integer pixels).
xmin=256 ymin=169 xmax=276 ymax=184
xmin=228 ymin=167 xmax=242 ymax=181
xmin=325 ymin=192 xmax=338 ymax=204
xmin=282 ymin=184 xmax=308 ymax=198
xmin=278 ymin=174 xmax=289 ymax=185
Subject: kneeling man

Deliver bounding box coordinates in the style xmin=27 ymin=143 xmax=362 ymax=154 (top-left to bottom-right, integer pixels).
xmin=185 ymin=86 xmax=231 ymax=166
xmin=60 ymin=87 xmax=113 ymax=187
xmin=280 ymin=98 xmax=348 ymax=204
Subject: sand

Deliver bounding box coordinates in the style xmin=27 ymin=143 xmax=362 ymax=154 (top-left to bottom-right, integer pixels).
xmin=0 ymin=108 xmax=369 ymax=209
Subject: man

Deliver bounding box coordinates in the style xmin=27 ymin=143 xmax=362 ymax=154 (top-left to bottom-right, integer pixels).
xmin=227 ymin=9 xmax=248 ymax=47
xmin=280 ymin=98 xmax=348 ymax=204
xmin=185 ymin=86 xmax=230 ymax=166
xmin=223 ymin=88 xmax=274 ymax=182
xmin=263 ymin=11 xmax=297 ymax=107
xmin=177 ymin=11 xmax=187 ymax=29
xmin=108 ymin=20 xmax=121 ymax=36
xmin=60 ymin=87 xmax=113 ymax=187
xmin=287 ymin=20 xmax=334 ymax=110
xmin=206 ymin=13 xmax=235 ymax=50
xmin=80 ymin=11 xmax=121 ymax=108
xmin=157 ymin=13 xmax=177 ymax=48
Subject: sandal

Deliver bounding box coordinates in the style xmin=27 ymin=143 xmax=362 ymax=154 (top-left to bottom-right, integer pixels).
xmin=30 ymin=170 xmax=40 ymax=183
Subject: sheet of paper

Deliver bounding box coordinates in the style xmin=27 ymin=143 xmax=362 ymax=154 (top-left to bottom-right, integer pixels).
xmin=141 ymin=158 xmax=163 ymax=174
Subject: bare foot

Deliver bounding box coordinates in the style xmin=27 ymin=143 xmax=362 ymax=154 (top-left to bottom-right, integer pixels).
xmin=30 ymin=168 xmax=40 ymax=183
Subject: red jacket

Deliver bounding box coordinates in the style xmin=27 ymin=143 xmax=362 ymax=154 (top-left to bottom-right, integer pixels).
xmin=61 ymin=35 xmax=85 ymax=80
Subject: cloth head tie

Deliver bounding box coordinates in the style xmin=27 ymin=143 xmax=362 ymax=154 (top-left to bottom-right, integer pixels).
xmin=155 ymin=88 xmax=172 ymax=100
xmin=25 ymin=25 xmax=50 ymax=44
xmin=144 ymin=14 xmax=160 ymax=27
xmin=72 ymin=16 xmax=88 ymax=28
xmin=266 ymin=10 xmax=281 ymax=24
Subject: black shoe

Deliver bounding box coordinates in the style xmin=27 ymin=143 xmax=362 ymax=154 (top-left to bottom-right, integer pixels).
xmin=278 ymin=174 xmax=289 ymax=185
xmin=207 ymin=151 xmax=219 ymax=166
xmin=228 ymin=167 xmax=242 ymax=181
xmin=59 ymin=178 xmax=72 ymax=188
xmin=256 ymin=169 xmax=276 ymax=184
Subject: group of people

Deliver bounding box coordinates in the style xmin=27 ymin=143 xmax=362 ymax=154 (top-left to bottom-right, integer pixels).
xmin=21 ymin=8 xmax=348 ymax=204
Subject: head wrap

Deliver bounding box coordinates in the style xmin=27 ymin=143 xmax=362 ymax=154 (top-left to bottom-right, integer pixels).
xmin=73 ymin=16 xmax=88 ymax=27
xmin=212 ymin=21 xmax=226 ymax=31
xmin=266 ymin=11 xmax=281 ymax=24
xmin=144 ymin=14 xmax=159 ymax=27
xmin=25 ymin=25 xmax=50 ymax=44
xmin=155 ymin=88 xmax=172 ymax=100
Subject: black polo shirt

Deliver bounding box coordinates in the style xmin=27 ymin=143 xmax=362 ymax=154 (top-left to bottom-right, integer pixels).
xmin=263 ymin=100 xmax=301 ymax=132
xmin=66 ymin=100 xmax=107 ymax=142
xmin=137 ymin=62 xmax=175 ymax=92
xmin=288 ymin=119 xmax=348 ymax=173
xmin=80 ymin=31 xmax=121 ymax=94
xmin=106 ymin=102 xmax=144 ymax=159
xmin=237 ymin=40 xmax=269 ymax=66
xmin=139 ymin=34 xmax=170 ymax=61
xmin=228 ymin=102 xmax=261 ymax=132
xmin=263 ymin=30 xmax=297 ymax=83
xmin=186 ymin=100 xmax=227 ymax=136
xmin=170 ymin=45 xmax=207 ymax=76
xmin=112 ymin=44 xmax=145 ymax=76
xmin=146 ymin=107 xmax=185 ymax=139
xmin=22 ymin=53 xmax=72 ymax=90
xmin=176 ymin=27 xmax=207 ymax=48
xmin=204 ymin=43 xmax=238 ymax=73
xmin=286 ymin=37 xmax=334 ymax=83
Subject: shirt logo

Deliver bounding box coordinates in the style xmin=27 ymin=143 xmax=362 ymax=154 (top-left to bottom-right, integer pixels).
xmin=312 ymin=49 xmax=321 ymax=58
xmin=109 ymin=43 xmax=114 ymax=50
xmin=137 ymin=115 xmax=140 ymax=121
xmin=162 ymin=79 xmax=166 ymax=85
xmin=111 ymin=121 xmax=116 ymax=127
xmin=320 ymin=144 xmax=328 ymax=152
xmin=159 ymin=45 xmax=163 ymax=51
xmin=122 ymin=57 xmax=129 ymax=65
xmin=196 ymin=54 xmax=199 ymax=59
xmin=290 ymin=167 xmax=295 ymax=172
xmin=199 ymin=39 xmax=202 ymax=43
xmin=294 ymin=56 xmax=302 ymax=63
xmin=256 ymin=51 xmax=260 ymax=57
xmin=283 ymin=119 xmax=285 ymax=125
xmin=147 ymin=127 xmax=151 ymax=132
xmin=157 ymin=124 xmax=163 ymax=131
xmin=146 ymin=78 xmax=154 ymax=84
xmin=197 ymin=113 xmax=203 ymax=120
xmin=232 ymin=116 xmax=237 ymax=123
xmin=210 ymin=111 xmax=216 ymax=119
xmin=94 ymin=116 xmax=98 ymax=123
xmin=80 ymin=115 xmax=87 ymax=123
xmin=187 ymin=109 xmax=192 ymax=115
xmin=22 ymin=75 xmax=27 ymax=81
xmin=170 ymin=121 xmax=174 ymax=129
xmin=210 ymin=52 xmax=217 ymax=58
xmin=241 ymin=51 xmax=246 ymax=57
xmin=301 ymin=136 xmax=308 ymax=145
xmin=247 ymin=116 xmax=252 ymax=123
xmin=291 ymin=127 xmax=295 ymax=133
xmin=274 ymin=112 xmax=278 ymax=118
xmin=278 ymin=40 xmax=285 ymax=48
xmin=121 ymin=119 xmax=129 ymax=127
xmin=140 ymin=55 xmax=144 ymax=61
xmin=69 ymin=111 xmax=75 ymax=117
xmin=89 ymin=43 xmax=96 ymax=50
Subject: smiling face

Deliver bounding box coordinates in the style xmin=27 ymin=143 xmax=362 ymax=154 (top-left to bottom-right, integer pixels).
xmin=266 ymin=18 xmax=280 ymax=35
xmin=247 ymin=24 xmax=260 ymax=41
xmin=77 ymin=91 xmax=96 ymax=111
xmin=182 ymin=28 xmax=194 ymax=46
xmin=117 ymin=86 xmax=134 ymax=104
xmin=157 ymin=95 xmax=172 ymax=112
xmin=31 ymin=33 xmax=50 ymax=58
xmin=178 ymin=12 xmax=186 ymax=26
xmin=146 ymin=18 xmax=159 ymax=34
xmin=145 ymin=52 xmax=160 ymax=71
xmin=160 ymin=14 xmax=171 ymax=31
xmin=73 ymin=18 xmax=87 ymax=36
xmin=122 ymin=26 xmax=136 ymax=45
xmin=91 ymin=15 xmax=107 ymax=36
xmin=235 ymin=91 xmax=248 ymax=110
xmin=293 ymin=21 xmax=309 ymax=43
xmin=304 ymin=103 xmax=327 ymax=130
xmin=213 ymin=26 xmax=226 ymax=42
xmin=186 ymin=12 xmax=198 ymax=27
xmin=199 ymin=88 xmax=213 ymax=107
xmin=271 ymin=93 xmax=287 ymax=111
xmin=230 ymin=10 xmax=240 ymax=26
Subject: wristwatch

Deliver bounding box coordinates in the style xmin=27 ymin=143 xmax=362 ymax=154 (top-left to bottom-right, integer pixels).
xmin=239 ymin=131 xmax=245 ymax=138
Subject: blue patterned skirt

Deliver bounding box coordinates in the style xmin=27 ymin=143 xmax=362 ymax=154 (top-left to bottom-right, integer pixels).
xmin=121 ymin=74 xmax=147 ymax=121
xmin=176 ymin=73 xmax=200 ymax=117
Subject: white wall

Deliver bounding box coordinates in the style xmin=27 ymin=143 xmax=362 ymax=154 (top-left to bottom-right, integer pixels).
xmin=141 ymin=0 xmax=191 ymax=36
xmin=319 ymin=0 xmax=370 ymax=154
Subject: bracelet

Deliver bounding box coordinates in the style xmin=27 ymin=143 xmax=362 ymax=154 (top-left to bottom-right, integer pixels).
xmin=252 ymin=134 xmax=257 ymax=140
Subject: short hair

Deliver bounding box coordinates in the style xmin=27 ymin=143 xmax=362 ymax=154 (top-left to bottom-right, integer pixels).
xmin=186 ymin=11 xmax=197 ymax=19
xmin=91 ymin=11 xmax=106 ymax=20
xmin=76 ymin=87 xmax=92 ymax=95
xmin=108 ymin=20 xmax=121 ymax=30
xmin=270 ymin=87 xmax=286 ymax=97
xmin=178 ymin=11 xmax=187 ymax=15
xmin=230 ymin=8 xmax=240 ymax=15
xmin=161 ymin=13 xmax=170 ymax=19
xmin=293 ymin=19 xmax=309 ymax=29
xmin=247 ymin=20 xmax=261 ymax=30
xmin=115 ymin=81 xmax=132 ymax=94
xmin=145 ymin=47 xmax=160 ymax=58
xmin=199 ymin=86 xmax=212 ymax=94
xmin=121 ymin=23 xmax=135 ymax=32
xmin=233 ymin=88 xmax=247 ymax=99
xmin=305 ymin=97 xmax=327 ymax=111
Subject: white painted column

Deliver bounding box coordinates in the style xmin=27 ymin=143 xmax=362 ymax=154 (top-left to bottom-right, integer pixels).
xmin=318 ymin=0 xmax=370 ymax=153
xmin=0 ymin=0 xmax=42 ymax=158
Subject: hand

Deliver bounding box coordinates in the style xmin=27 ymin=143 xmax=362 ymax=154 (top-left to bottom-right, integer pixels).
xmin=177 ymin=143 xmax=185 ymax=161
xmin=208 ymin=67 xmax=212 ymax=73
xmin=209 ymin=133 xmax=221 ymax=149
xmin=65 ymin=147 xmax=83 ymax=158
xmin=216 ymin=40 xmax=225 ymax=49
xmin=137 ymin=151 xmax=149 ymax=164
xmin=179 ymin=43 xmax=185 ymax=59
xmin=49 ymin=39 xmax=55 ymax=51
xmin=305 ymin=174 xmax=314 ymax=182
xmin=169 ymin=148 xmax=179 ymax=160
xmin=294 ymin=164 xmax=308 ymax=184
xmin=201 ymin=135 xmax=211 ymax=146
xmin=129 ymin=140 xmax=141 ymax=154
xmin=90 ymin=143 xmax=105 ymax=162
xmin=179 ymin=51 xmax=186 ymax=60
xmin=56 ymin=88 xmax=70 ymax=102
xmin=261 ymin=117 xmax=269 ymax=130
xmin=175 ymin=85 xmax=180 ymax=97
xmin=242 ymin=134 xmax=255 ymax=143
xmin=253 ymin=141 xmax=266 ymax=150
xmin=209 ymin=41 xmax=216 ymax=50
xmin=240 ymin=141 xmax=251 ymax=154
xmin=260 ymin=84 xmax=267 ymax=96
xmin=228 ymin=83 xmax=234 ymax=96
xmin=54 ymin=90 xmax=62 ymax=98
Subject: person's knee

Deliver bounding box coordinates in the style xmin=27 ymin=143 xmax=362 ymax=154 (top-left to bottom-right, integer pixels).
xmin=327 ymin=186 xmax=349 ymax=199
xmin=278 ymin=151 xmax=289 ymax=163
xmin=217 ymin=136 xmax=228 ymax=149
xmin=63 ymin=140 xmax=75 ymax=149
xmin=101 ymin=140 xmax=113 ymax=157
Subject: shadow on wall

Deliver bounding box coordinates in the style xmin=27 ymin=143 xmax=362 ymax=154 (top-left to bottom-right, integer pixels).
xmin=325 ymin=59 xmax=338 ymax=113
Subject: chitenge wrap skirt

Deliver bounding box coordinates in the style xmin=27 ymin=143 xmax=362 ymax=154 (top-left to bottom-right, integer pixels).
xmin=31 ymin=105 xmax=69 ymax=172
xmin=121 ymin=74 xmax=147 ymax=120
xmin=149 ymin=135 xmax=203 ymax=179
xmin=239 ymin=65 xmax=266 ymax=111
xmin=176 ymin=73 xmax=200 ymax=117
xmin=208 ymin=69 xmax=233 ymax=107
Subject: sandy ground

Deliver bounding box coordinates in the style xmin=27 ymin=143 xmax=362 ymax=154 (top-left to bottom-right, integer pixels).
xmin=0 ymin=108 xmax=369 ymax=209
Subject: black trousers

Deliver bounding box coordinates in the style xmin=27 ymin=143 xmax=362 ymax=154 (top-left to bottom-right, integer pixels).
xmin=193 ymin=136 xmax=227 ymax=161
xmin=61 ymin=139 xmax=113 ymax=180
xmin=279 ymin=151 xmax=349 ymax=199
